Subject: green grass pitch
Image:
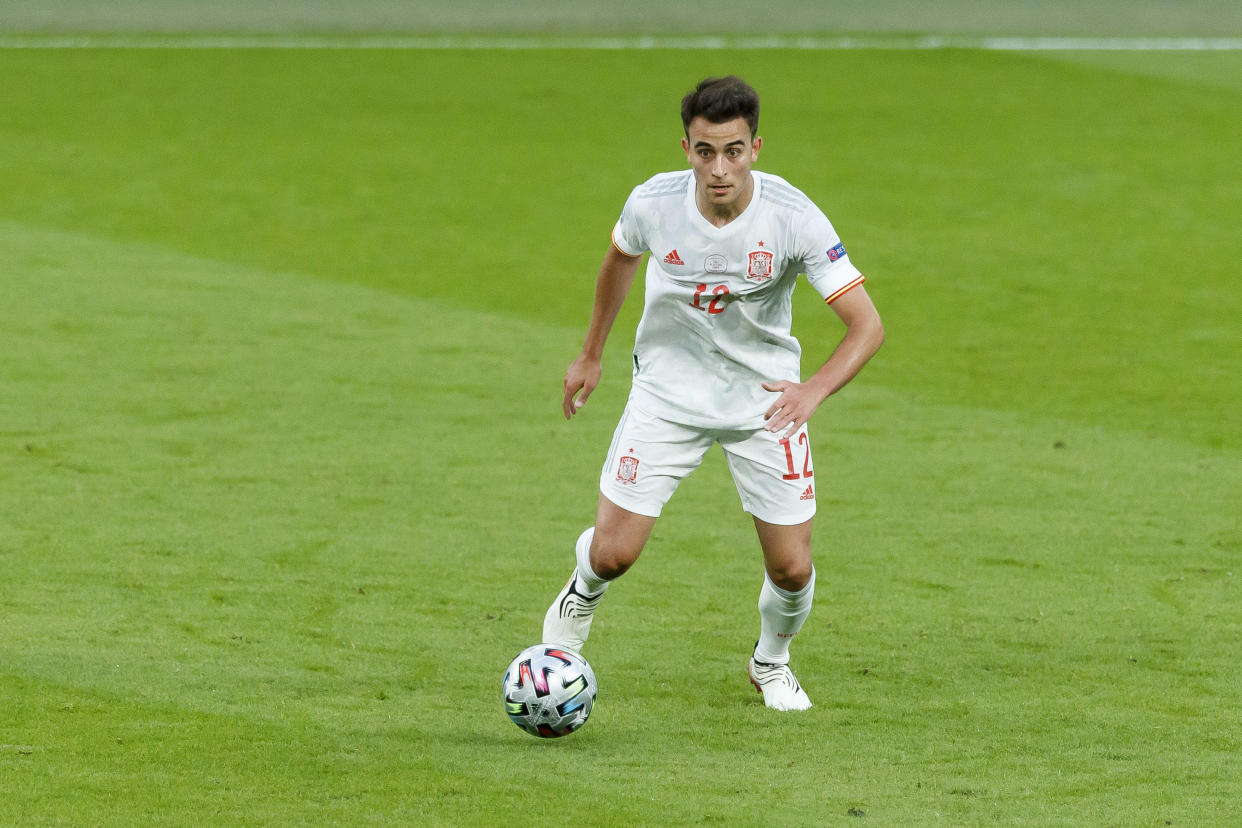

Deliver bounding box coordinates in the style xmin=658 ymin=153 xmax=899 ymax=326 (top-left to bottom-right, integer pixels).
xmin=1 ymin=41 xmax=1240 ymax=825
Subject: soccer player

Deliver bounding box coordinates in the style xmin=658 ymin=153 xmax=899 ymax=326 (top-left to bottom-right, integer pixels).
xmin=543 ymin=76 xmax=884 ymax=711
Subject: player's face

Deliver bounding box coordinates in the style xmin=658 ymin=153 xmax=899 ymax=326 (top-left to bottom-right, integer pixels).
xmin=682 ymin=116 xmax=762 ymax=217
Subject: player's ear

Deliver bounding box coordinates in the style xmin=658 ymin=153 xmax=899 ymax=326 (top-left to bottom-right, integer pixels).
xmin=752 ymin=136 xmax=763 ymax=158
xmin=681 ymin=136 xmax=691 ymax=156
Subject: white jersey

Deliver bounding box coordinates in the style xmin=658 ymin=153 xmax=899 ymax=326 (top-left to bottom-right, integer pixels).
xmin=610 ymin=169 xmax=864 ymax=430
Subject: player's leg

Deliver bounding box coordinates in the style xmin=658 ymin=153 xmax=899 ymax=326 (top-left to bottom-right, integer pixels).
xmin=542 ymin=404 xmax=709 ymax=652
xmin=542 ymin=495 xmax=655 ymax=652
xmin=747 ymin=516 xmax=815 ymax=710
xmin=752 ymin=514 xmax=816 ymax=659
xmin=588 ymin=491 xmax=657 ymax=580
xmin=722 ymin=426 xmax=817 ymax=711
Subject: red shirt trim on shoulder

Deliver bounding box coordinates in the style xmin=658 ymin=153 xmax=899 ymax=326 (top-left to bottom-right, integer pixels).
xmin=611 ymin=237 xmax=642 ymax=258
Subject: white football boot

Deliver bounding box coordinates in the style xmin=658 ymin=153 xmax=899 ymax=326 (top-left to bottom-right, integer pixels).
xmin=542 ymin=569 xmax=604 ymax=653
xmin=748 ymin=656 xmax=813 ymax=711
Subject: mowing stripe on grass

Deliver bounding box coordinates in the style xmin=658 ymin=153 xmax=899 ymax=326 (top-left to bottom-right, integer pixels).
xmin=4 ymin=34 xmax=1242 ymax=50
xmin=3 ymin=217 xmax=1239 ymax=824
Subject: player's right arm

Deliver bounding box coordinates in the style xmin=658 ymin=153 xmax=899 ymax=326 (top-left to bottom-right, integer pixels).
xmin=562 ymin=244 xmax=643 ymax=419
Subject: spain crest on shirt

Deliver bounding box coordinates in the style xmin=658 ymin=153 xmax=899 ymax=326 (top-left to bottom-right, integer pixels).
xmin=747 ymin=249 xmax=774 ymax=283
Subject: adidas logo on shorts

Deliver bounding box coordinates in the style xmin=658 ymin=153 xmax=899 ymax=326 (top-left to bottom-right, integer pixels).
xmin=799 ymin=485 xmax=814 ymax=501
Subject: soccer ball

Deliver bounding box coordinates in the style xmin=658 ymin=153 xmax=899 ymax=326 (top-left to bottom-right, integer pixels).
xmin=502 ymin=644 xmax=597 ymax=738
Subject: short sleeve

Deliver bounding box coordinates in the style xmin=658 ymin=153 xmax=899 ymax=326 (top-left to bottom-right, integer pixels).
xmin=611 ymin=189 xmax=647 ymax=257
xmin=799 ymin=207 xmax=865 ymax=304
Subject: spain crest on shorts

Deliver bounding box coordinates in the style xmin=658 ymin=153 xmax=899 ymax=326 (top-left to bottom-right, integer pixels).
xmin=616 ymin=455 xmax=639 ymax=485
xmin=747 ymin=249 xmax=774 ymax=283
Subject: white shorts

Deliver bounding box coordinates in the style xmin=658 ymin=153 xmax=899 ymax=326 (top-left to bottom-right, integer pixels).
xmin=599 ymin=403 xmax=817 ymax=526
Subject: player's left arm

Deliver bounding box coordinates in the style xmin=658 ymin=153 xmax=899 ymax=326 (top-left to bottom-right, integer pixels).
xmin=762 ymin=285 xmax=883 ymax=434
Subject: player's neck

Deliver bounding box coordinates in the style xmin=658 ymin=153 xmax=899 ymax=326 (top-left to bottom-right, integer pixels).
xmin=697 ymin=174 xmax=755 ymax=228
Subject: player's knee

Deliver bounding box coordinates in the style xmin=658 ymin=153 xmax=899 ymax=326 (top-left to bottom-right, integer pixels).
xmin=768 ymin=560 xmax=813 ymax=592
xmin=589 ymin=540 xmax=640 ymax=581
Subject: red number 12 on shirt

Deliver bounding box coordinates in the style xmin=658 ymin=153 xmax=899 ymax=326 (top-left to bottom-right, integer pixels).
xmin=690 ymin=283 xmax=729 ymax=314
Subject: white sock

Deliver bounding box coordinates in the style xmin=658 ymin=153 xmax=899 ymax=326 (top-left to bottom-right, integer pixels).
xmin=573 ymin=527 xmax=609 ymax=596
xmin=754 ymin=568 xmax=815 ymax=665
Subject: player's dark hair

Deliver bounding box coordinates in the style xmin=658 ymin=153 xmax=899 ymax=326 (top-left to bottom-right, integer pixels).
xmin=680 ymin=76 xmax=760 ymax=137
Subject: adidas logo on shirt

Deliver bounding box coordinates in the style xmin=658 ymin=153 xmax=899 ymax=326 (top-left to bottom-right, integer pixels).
xmin=663 ymin=249 xmax=685 ymax=265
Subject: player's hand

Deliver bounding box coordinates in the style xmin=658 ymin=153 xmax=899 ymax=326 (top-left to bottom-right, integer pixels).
xmin=563 ymin=355 xmax=603 ymax=419
xmin=761 ymin=380 xmax=825 ymax=435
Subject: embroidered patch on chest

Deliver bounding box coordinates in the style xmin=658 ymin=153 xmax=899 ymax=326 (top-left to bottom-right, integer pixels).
xmin=747 ymin=249 xmax=774 ymax=283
